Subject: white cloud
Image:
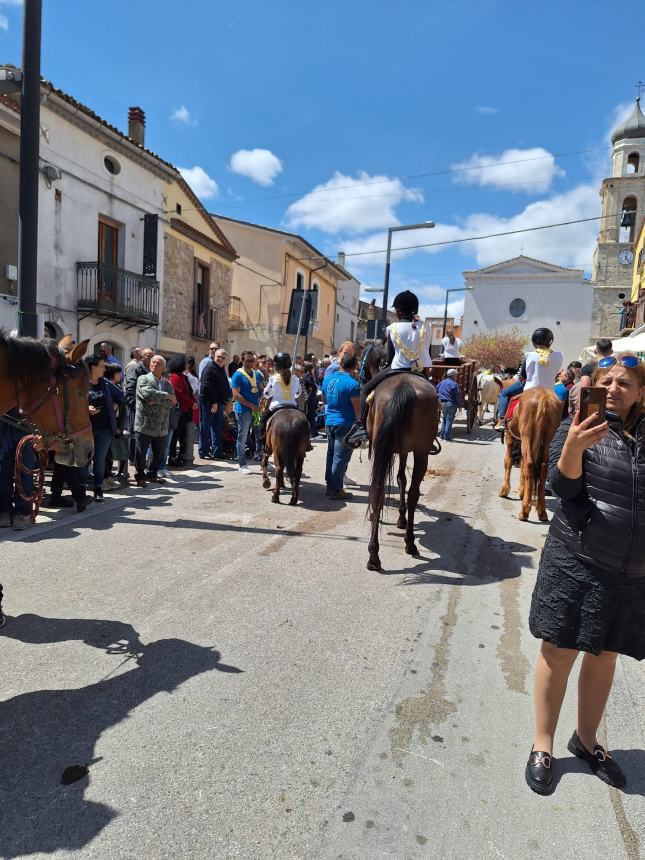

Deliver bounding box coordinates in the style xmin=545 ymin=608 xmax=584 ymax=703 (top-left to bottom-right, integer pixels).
xmin=0 ymin=0 xmax=22 ymax=29
xmin=476 ymin=106 xmax=498 ymax=115
xmin=451 ymin=147 xmax=565 ymax=193
xmin=341 ymin=183 xmax=599 ymax=273
xmin=170 ymin=105 xmax=197 ymax=126
xmin=178 ymin=166 xmax=219 ymax=200
xmin=229 ymin=148 xmax=283 ymax=186
xmin=286 ymin=170 xmax=423 ymax=235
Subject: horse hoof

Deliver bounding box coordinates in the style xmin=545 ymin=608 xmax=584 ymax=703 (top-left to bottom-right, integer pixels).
xmin=519 ymin=513 xmax=528 ymax=522
xmin=539 ymin=513 xmax=549 ymax=523
xmin=289 ymin=499 xmax=297 ymax=506
xmin=262 ymin=478 xmax=271 ymax=489
xmin=405 ymin=545 xmax=419 ymax=556
xmin=396 ymin=519 xmax=406 ymax=530
xmin=499 ymin=490 xmax=509 ymax=498
xmin=366 ymin=559 xmax=382 ymax=572
xmin=271 ymin=496 xmax=280 ymax=504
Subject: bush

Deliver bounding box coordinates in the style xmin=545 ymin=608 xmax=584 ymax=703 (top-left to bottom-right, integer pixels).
xmin=461 ymin=328 xmax=528 ymax=370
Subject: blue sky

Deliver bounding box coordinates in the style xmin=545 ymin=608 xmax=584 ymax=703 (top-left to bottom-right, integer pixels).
xmin=2 ymin=0 xmax=644 ymax=318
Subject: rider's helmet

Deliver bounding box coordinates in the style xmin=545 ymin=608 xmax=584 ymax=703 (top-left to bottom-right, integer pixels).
xmin=392 ymin=290 xmax=419 ymax=315
xmin=531 ymin=327 xmax=554 ymax=348
xmin=273 ymin=352 xmax=292 ymax=371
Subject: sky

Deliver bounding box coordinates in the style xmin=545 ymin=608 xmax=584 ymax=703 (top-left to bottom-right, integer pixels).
xmin=2 ymin=0 xmax=644 ymax=319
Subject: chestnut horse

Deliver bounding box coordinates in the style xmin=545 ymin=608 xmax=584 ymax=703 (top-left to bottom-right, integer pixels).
xmin=261 ymin=408 xmax=311 ymax=505
xmin=499 ymin=387 xmax=562 ymax=522
xmin=0 ymin=332 xmax=93 ymax=466
xmin=366 ymin=374 xmax=440 ymax=571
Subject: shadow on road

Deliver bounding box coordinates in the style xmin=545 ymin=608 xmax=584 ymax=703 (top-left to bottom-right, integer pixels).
xmin=0 ymin=636 xmax=242 ymax=858
xmin=550 ymin=751 xmax=645 ymax=797
xmin=0 ymin=613 xmax=144 ymax=655
xmin=384 ymin=505 xmax=535 ymax=585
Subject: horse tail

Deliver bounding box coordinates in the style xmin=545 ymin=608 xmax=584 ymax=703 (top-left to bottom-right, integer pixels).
xmin=367 ymin=381 xmax=416 ymax=522
xmin=530 ymin=394 xmax=550 ymax=502
xmin=281 ymin=415 xmax=305 ymax=484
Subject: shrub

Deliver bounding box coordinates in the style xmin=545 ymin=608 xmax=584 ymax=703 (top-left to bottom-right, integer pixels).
xmin=461 ymin=328 xmax=528 ymax=370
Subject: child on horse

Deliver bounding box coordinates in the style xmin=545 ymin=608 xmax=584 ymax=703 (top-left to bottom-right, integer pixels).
xmin=345 ymin=289 xmax=432 ymax=447
xmin=260 ymin=352 xmax=305 ymax=441
xmin=495 ymin=328 xmax=563 ymax=432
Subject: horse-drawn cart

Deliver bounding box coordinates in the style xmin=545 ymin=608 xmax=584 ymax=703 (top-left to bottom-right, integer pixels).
xmin=429 ymin=359 xmax=479 ymax=433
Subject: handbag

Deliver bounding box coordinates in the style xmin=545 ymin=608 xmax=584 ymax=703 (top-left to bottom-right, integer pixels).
xmin=110 ymin=433 xmax=129 ymax=461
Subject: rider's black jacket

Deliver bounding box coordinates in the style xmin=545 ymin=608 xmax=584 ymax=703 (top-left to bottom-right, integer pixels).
xmin=548 ymin=412 xmax=645 ymax=578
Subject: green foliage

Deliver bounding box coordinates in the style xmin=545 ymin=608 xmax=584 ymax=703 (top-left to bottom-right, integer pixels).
xmin=461 ymin=328 xmax=528 ymax=370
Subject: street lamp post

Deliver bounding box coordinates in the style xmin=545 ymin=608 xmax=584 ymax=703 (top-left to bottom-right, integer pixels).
xmin=442 ymin=287 xmax=472 ymax=338
xmin=382 ymin=221 xmax=434 ymax=329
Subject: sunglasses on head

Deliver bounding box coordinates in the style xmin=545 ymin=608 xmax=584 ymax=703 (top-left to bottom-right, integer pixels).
xmin=598 ymin=355 xmax=640 ymax=369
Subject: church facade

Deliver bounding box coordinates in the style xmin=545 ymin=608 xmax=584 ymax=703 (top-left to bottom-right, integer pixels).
xmin=590 ymin=98 xmax=645 ymax=339
xmin=461 ymin=255 xmax=592 ymax=363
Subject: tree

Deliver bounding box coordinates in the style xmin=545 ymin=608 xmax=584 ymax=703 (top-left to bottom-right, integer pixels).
xmin=461 ymin=328 xmax=528 ymax=370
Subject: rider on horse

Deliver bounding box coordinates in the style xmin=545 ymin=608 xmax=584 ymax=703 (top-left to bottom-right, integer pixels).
xmin=345 ymin=289 xmax=432 ymax=447
xmin=260 ymin=352 xmax=312 ymax=450
xmin=494 ymin=327 xmax=563 ymax=431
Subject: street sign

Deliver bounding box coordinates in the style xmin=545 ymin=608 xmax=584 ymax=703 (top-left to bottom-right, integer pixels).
xmin=286 ymin=289 xmax=312 ymax=335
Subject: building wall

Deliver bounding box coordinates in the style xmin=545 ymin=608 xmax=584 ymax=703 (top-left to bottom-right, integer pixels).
xmin=0 ymin=98 xmax=170 ymax=361
xmin=462 ymin=273 xmax=593 ymax=363
xmin=334 ymin=276 xmax=360 ymax=347
xmin=631 ymin=220 xmax=645 ymax=304
xmin=0 ymin=113 xmax=20 ymax=302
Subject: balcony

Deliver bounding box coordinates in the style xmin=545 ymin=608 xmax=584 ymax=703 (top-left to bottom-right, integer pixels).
xmin=77 ymin=262 xmax=160 ymax=328
xmin=192 ymin=303 xmax=219 ymax=340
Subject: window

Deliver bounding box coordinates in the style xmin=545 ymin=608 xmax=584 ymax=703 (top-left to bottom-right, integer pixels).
xmin=310 ymin=283 xmax=319 ymax=321
xmin=193 ymin=261 xmax=210 ymax=338
xmin=627 ymin=153 xmax=640 ymax=175
xmin=175 ymin=203 xmax=182 ymax=215
xmin=296 ymin=272 xmax=304 ymax=291
xmin=103 ymin=155 xmax=121 ymax=175
xmin=619 ymin=196 xmax=637 ymax=243
xmin=509 ymin=298 xmax=526 ymax=318
xmin=350 ymin=321 xmax=355 ymax=340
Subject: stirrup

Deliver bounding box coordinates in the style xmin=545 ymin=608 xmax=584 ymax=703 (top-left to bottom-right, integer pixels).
xmin=345 ymin=422 xmax=368 ymax=449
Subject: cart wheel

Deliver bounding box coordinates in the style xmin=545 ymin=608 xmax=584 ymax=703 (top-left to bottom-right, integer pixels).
xmin=466 ymin=374 xmax=479 ymax=433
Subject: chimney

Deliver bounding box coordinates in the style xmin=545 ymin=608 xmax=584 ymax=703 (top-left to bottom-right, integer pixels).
xmin=337 ymin=251 xmax=346 ymax=268
xmin=128 ymin=106 xmax=146 ymax=146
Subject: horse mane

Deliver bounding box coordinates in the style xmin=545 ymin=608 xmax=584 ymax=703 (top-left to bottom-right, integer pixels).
xmin=0 ymin=329 xmax=60 ymax=392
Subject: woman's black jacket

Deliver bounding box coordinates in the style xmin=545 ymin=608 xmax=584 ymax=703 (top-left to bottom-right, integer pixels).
xmin=548 ymin=413 xmax=645 ymax=578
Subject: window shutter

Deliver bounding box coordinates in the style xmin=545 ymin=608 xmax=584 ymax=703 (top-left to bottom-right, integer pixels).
xmin=143 ymin=214 xmax=158 ymax=278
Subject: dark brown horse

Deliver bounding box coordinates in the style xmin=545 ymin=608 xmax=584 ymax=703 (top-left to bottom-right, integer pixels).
xmin=366 ymin=374 xmax=440 ymax=571
xmin=499 ymin=387 xmax=562 ymax=522
xmin=0 ymin=332 xmax=93 ymax=466
xmin=261 ymin=408 xmax=311 ymax=505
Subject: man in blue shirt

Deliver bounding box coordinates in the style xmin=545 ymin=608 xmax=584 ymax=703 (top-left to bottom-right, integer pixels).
xmin=323 ymin=341 xmax=356 ymax=380
xmin=231 ymin=351 xmax=261 ymax=473
xmin=322 ymin=352 xmax=361 ymax=499
xmin=437 ymin=368 xmax=461 ymax=441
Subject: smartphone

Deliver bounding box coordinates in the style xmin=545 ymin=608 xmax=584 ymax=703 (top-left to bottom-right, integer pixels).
xmin=579 ymin=386 xmax=607 ymax=426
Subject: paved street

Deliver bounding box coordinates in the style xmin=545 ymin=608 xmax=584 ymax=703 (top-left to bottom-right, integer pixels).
xmin=1 ymin=420 xmax=644 ymax=860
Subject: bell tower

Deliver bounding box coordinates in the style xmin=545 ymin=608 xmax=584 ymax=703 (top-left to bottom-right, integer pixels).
xmin=590 ymin=96 xmax=645 ymax=339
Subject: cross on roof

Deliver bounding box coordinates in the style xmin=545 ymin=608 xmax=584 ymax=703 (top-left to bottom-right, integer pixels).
xmin=637 ymin=81 xmax=645 ymax=99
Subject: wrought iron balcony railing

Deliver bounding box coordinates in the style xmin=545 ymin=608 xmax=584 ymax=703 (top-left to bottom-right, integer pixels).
xmin=192 ymin=303 xmax=219 ymax=340
xmin=77 ymin=262 xmax=160 ymax=326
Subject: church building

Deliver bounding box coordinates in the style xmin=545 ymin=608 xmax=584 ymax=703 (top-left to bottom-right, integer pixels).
xmin=590 ymin=97 xmax=645 ymax=339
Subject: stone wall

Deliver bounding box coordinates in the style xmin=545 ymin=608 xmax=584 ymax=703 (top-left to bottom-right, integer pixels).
xmin=162 ymin=232 xmax=233 ymax=359
xmin=589 ymin=285 xmax=630 ymax=341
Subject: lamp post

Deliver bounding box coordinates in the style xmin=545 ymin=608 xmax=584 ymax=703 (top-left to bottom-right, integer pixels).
xmin=442 ymin=287 xmax=472 ymax=337
xmin=382 ymin=221 xmax=434 ymax=329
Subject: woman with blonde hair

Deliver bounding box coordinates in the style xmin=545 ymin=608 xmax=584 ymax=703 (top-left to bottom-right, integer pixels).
xmin=526 ymin=353 xmax=645 ymax=794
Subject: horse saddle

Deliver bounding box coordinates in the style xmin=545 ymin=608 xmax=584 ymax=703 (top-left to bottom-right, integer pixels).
xmin=506 ymin=394 xmax=521 ymax=422
xmin=265 ymin=404 xmax=300 ymax=434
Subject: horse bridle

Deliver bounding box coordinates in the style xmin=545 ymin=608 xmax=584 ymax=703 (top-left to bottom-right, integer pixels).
xmin=1 ymin=356 xmax=92 ymax=445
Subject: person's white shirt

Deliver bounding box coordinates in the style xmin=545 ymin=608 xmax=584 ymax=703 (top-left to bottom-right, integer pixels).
xmin=387 ymin=321 xmax=432 ymax=370
xmin=523 ymin=350 xmax=563 ymax=391
xmin=186 ymin=372 xmax=200 ymax=397
xmin=441 ymin=336 xmax=464 ymax=359
xmin=263 ymin=373 xmax=301 ymax=410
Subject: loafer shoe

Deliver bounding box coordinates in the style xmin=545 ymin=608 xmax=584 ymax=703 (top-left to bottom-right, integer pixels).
xmin=567 ymin=732 xmax=626 ymax=788
xmin=525 ymin=749 xmax=554 ymax=795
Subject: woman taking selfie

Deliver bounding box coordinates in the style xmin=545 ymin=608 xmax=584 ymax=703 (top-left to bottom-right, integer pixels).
xmin=526 ymin=353 xmax=645 ymax=795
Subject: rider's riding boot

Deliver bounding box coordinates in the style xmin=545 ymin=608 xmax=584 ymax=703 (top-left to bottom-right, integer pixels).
xmin=494 ymin=416 xmax=506 ymax=432
xmin=345 ymin=419 xmax=369 ymax=448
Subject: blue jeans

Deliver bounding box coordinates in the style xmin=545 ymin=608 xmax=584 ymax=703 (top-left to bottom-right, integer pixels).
xmin=158 ymin=427 xmax=173 ymax=470
xmin=325 ymin=424 xmax=353 ymax=493
xmin=199 ymin=399 xmax=225 ymax=457
xmin=236 ymin=410 xmax=253 ymax=467
xmin=82 ymin=429 xmax=113 ymax=490
xmin=439 ymin=402 xmax=458 ymax=440
xmin=0 ymin=427 xmax=34 ymax=516
xmin=211 ymin=406 xmax=224 ymax=457
xmin=497 ymin=380 xmax=525 ymax=419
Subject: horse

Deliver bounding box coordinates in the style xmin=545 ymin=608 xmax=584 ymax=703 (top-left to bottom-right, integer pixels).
xmin=499 ymin=387 xmax=562 ymax=522
xmin=358 ymin=341 xmax=387 ymax=385
xmin=366 ymin=374 xmax=440 ymax=571
xmin=261 ymin=408 xmax=311 ymax=505
xmin=477 ymin=371 xmax=502 ymax=424
xmin=0 ymin=331 xmax=94 ymax=466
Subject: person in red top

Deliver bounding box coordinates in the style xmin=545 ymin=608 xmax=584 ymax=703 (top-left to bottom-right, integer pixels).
xmin=167 ymin=355 xmax=195 ymax=466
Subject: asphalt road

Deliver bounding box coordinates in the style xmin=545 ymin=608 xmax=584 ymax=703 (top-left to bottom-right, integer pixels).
xmin=1 ymin=418 xmax=643 ymax=860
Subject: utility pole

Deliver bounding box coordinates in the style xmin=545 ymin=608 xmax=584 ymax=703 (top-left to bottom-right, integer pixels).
xmin=17 ymin=0 xmax=43 ymax=338
xmin=382 ymin=221 xmax=434 ymax=332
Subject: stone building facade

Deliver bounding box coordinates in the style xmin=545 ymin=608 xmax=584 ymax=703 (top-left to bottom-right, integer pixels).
xmin=590 ymin=98 xmax=645 ymax=340
xmin=160 ymin=178 xmax=237 ymax=361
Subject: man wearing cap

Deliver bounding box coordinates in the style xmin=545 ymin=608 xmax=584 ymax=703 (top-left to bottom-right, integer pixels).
xmin=345 ymin=289 xmax=432 ymax=447
xmin=437 ymin=369 xmax=461 ymax=441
